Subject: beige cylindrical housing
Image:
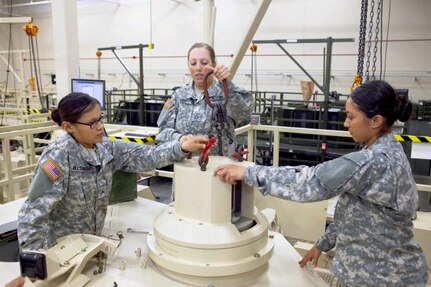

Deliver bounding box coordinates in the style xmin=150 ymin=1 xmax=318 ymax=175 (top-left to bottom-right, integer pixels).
xmin=148 ymin=156 xmax=274 ymax=286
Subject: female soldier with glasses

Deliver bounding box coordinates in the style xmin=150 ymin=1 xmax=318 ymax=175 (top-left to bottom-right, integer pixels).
xmin=16 ymin=92 xmax=207 ymax=251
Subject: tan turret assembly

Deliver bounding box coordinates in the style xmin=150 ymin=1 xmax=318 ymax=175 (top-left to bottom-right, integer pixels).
xmin=147 ymin=156 xmax=274 ymax=287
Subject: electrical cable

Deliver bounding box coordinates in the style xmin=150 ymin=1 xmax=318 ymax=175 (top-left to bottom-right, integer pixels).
xmin=1 ymin=0 xmax=13 ymax=126
xmin=383 ymin=0 xmax=391 ymax=80
xmin=250 ymin=47 xmax=254 ymax=95
xmin=35 ymin=36 xmax=45 ymax=108
xmin=254 ymin=48 xmax=258 ymax=102
xmin=149 ymin=0 xmax=153 ymax=45
xmin=379 ymin=0 xmax=383 ymax=80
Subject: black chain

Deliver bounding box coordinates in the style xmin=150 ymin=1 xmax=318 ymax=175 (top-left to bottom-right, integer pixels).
xmin=210 ymin=102 xmax=234 ymax=156
xmin=211 ymin=103 xmax=226 ymax=156
xmin=365 ymin=0 xmax=375 ymax=82
xmin=372 ymin=0 xmax=381 ymax=80
xmin=357 ymin=0 xmax=368 ymax=80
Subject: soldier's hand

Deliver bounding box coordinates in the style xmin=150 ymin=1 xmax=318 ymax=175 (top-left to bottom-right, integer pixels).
xmin=179 ymin=134 xmax=194 ymax=143
xmin=298 ymin=245 xmax=322 ymax=268
xmin=5 ymin=276 xmax=25 ymax=287
xmin=213 ymin=164 xmax=245 ymax=184
xmin=180 ymin=135 xmax=208 ymax=152
xmin=206 ymin=65 xmax=230 ymax=81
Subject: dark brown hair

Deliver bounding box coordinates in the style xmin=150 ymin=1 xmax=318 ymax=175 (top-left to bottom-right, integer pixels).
xmin=51 ymin=93 xmax=100 ymax=126
xmin=187 ymin=42 xmax=216 ymax=65
xmin=350 ymin=80 xmax=412 ymax=127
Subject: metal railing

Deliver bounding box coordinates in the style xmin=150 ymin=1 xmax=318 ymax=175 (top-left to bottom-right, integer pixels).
xmin=0 ymin=122 xmax=429 ymax=204
xmin=235 ymin=124 xmax=431 ymax=193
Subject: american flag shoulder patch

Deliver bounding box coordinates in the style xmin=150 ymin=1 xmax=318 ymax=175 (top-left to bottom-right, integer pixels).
xmin=164 ymin=98 xmax=175 ymax=110
xmin=41 ymin=159 xmax=63 ymax=182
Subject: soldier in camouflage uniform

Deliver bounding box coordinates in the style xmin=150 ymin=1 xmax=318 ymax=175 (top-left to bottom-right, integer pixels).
xmin=156 ymin=42 xmax=253 ymax=156
xmin=214 ymin=81 xmax=429 ymax=286
xmin=17 ymin=93 xmax=207 ymax=251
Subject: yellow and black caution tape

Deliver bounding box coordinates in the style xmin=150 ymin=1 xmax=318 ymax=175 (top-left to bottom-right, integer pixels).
xmin=394 ymin=134 xmax=431 ymax=143
xmin=108 ymin=135 xmax=156 ymax=144
xmin=1 ymin=109 xmax=51 ymax=114
xmin=25 ymin=108 xmax=52 ymax=114
xmin=107 ymin=133 xmax=430 ymax=145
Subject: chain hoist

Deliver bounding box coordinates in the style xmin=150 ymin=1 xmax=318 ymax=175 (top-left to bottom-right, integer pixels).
xmin=203 ymin=70 xmax=233 ymax=155
xmin=351 ymin=0 xmax=368 ymax=92
xmin=22 ymin=22 xmax=45 ymax=109
xmin=372 ymin=0 xmax=382 ymax=80
xmin=365 ymin=0 xmax=375 ymax=82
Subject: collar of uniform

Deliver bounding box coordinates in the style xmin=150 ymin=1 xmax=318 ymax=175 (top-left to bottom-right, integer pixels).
xmin=191 ymin=80 xmax=218 ymax=103
xmin=367 ymin=132 xmax=395 ymax=150
xmin=78 ymin=144 xmax=101 ymax=166
xmin=94 ymin=139 xmax=114 ymax=167
xmin=64 ymin=133 xmax=113 ymax=167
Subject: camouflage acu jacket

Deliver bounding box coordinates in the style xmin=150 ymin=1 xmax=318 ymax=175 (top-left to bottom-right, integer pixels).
xmin=18 ymin=133 xmax=187 ymax=250
xmin=244 ymin=132 xmax=428 ymax=286
xmin=156 ymin=80 xmax=253 ymax=155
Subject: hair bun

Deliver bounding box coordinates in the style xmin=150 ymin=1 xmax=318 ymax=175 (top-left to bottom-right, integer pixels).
xmin=395 ymin=94 xmax=412 ymax=122
xmin=51 ymin=109 xmax=61 ymax=126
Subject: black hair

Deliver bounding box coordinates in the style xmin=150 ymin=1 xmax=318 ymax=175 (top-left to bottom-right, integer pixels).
xmin=51 ymin=92 xmax=100 ymax=126
xmin=187 ymin=42 xmax=216 ymax=66
xmin=350 ymin=80 xmax=412 ymax=127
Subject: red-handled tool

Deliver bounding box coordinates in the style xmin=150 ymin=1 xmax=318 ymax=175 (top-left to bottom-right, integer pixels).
xmin=198 ymin=135 xmax=216 ymax=171
xmin=229 ymin=146 xmax=249 ymax=162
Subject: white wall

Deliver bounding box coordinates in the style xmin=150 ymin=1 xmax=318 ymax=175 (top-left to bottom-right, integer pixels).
xmin=0 ymin=0 xmax=430 ymax=102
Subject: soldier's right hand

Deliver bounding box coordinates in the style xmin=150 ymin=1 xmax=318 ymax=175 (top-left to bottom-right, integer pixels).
xmin=180 ymin=135 xmax=208 ymax=152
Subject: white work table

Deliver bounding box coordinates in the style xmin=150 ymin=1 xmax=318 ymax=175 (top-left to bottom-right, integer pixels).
xmin=0 ymin=198 xmax=328 ymax=287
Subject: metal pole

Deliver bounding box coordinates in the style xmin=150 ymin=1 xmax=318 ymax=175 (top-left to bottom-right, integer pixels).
xmin=276 ymin=43 xmax=325 ymax=93
xmin=229 ymin=0 xmax=272 ymax=78
xmin=111 ymin=50 xmax=139 ymax=86
xmin=270 ymin=94 xmax=275 ymax=156
xmin=139 ymin=45 xmax=145 ymax=126
xmin=97 ymin=57 xmax=101 ymax=80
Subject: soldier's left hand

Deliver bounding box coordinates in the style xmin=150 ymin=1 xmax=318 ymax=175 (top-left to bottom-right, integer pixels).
xmin=298 ymin=245 xmax=322 ymax=268
xmin=212 ymin=65 xmax=230 ymax=81
xmin=213 ymin=164 xmax=245 ymax=184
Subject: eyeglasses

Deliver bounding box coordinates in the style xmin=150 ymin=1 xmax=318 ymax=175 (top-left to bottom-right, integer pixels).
xmin=72 ymin=115 xmax=106 ymax=129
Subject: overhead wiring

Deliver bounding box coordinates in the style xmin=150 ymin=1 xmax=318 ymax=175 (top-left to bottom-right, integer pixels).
xmin=382 ymin=0 xmax=391 ymax=80
xmin=1 ymin=0 xmax=13 ymax=125
xmin=149 ymin=0 xmax=153 ymax=45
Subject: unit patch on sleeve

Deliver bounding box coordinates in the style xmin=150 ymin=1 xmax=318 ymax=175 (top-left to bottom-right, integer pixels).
xmin=41 ymin=159 xmax=63 ymax=181
xmin=164 ymin=98 xmax=175 ymax=110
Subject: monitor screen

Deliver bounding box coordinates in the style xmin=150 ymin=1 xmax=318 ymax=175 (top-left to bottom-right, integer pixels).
xmin=71 ymin=79 xmax=106 ymax=109
xmin=394 ymin=88 xmax=409 ymax=98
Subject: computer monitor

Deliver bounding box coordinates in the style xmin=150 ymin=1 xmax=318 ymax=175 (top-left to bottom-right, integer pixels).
xmin=71 ymin=79 xmax=106 ymax=109
xmin=394 ymin=88 xmax=409 ymax=98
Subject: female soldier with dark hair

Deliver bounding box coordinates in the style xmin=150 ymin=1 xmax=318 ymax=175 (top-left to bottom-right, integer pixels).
xmin=214 ymin=81 xmax=429 ymax=286
xmin=16 ymin=92 xmax=207 ymax=251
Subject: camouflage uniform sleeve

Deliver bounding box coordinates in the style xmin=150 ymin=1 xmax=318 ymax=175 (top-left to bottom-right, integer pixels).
xmin=243 ymin=152 xmax=371 ymax=202
xmin=111 ymin=139 xmax=187 ymax=172
xmin=156 ymin=92 xmax=183 ymax=143
xmin=243 ymin=164 xmax=338 ymax=202
xmin=17 ymin=158 xmax=67 ymax=250
xmin=224 ymin=80 xmax=253 ymax=127
xmin=315 ymin=222 xmax=337 ymax=252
